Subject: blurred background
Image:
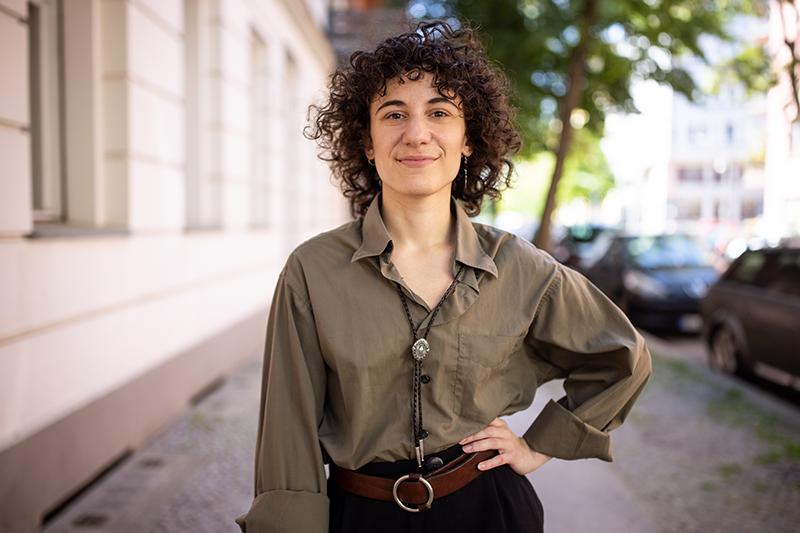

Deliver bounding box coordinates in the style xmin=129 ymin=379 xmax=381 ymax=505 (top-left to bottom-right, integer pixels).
xmin=1 ymin=0 xmax=798 ymax=532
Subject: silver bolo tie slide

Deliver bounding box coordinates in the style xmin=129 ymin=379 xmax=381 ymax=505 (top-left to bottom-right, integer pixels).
xmin=412 ymin=337 xmax=430 ymax=467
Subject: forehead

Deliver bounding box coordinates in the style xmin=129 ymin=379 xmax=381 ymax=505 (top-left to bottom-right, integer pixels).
xmin=370 ymin=73 xmax=459 ymax=107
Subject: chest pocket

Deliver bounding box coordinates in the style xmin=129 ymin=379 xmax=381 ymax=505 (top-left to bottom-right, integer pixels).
xmin=454 ymin=333 xmax=525 ymax=423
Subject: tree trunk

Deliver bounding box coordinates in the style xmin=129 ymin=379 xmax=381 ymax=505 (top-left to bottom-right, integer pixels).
xmin=780 ymin=0 xmax=800 ymax=120
xmin=533 ymin=0 xmax=598 ymax=251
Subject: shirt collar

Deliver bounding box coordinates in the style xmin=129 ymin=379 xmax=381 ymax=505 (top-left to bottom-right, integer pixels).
xmin=453 ymin=198 xmax=499 ymax=281
xmin=351 ymin=195 xmax=393 ymax=264
xmin=351 ymin=195 xmax=498 ymax=281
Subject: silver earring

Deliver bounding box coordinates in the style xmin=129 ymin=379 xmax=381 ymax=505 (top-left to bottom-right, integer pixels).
xmin=463 ymin=155 xmax=468 ymax=189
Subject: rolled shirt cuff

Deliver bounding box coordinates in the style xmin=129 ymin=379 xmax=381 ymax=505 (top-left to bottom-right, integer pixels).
xmin=236 ymin=490 xmax=329 ymax=533
xmin=523 ymin=398 xmax=613 ymax=462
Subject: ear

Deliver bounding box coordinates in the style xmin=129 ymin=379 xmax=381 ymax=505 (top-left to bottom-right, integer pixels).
xmin=363 ymin=133 xmax=374 ymax=159
xmin=463 ymin=142 xmax=473 ymax=157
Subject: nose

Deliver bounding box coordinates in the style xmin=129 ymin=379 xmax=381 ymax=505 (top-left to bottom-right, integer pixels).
xmin=403 ymin=115 xmax=431 ymax=146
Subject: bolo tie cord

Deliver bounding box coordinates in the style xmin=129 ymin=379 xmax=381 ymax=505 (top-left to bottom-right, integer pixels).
xmin=395 ymin=264 xmax=464 ymax=466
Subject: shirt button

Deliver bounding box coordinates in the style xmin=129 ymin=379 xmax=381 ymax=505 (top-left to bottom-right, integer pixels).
xmin=419 ymin=429 xmax=429 ymax=439
xmin=425 ymin=456 xmax=444 ymax=471
xmin=421 ymin=374 xmax=431 ymax=384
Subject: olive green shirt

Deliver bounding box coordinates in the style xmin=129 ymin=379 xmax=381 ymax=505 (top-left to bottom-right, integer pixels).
xmin=236 ymin=197 xmax=652 ymax=532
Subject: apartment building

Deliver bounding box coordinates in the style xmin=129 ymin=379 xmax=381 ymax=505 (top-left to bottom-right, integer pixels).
xmin=0 ymin=1 xmax=347 ymax=531
xmin=606 ymin=17 xmax=776 ymax=243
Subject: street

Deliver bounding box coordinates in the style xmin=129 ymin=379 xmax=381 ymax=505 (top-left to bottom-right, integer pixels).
xmin=39 ymin=331 xmax=800 ymax=533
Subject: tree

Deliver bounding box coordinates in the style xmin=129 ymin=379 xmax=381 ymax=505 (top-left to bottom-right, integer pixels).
xmin=775 ymin=0 xmax=800 ymax=120
xmin=408 ymin=0 xmax=767 ymax=250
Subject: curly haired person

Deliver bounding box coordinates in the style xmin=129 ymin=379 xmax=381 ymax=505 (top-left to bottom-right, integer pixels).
xmin=237 ymin=20 xmax=651 ymax=533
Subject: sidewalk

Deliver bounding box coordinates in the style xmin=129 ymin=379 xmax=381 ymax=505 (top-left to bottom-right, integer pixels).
xmin=40 ymin=356 xmax=263 ymax=533
xmin=39 ymin=353 xmax=658 ymax=533
xmin=508 ymin=382 xmax=659 ymax=533
xmin=39 ymin=332 xmax=800 ymax=533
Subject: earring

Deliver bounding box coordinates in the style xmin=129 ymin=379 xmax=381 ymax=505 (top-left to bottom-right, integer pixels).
xmin=462 ymin=155 xmax=468 ymax=189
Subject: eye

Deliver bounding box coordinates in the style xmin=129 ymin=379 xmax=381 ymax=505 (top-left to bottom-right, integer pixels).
xmin=385 ymin=111 xmax=404 ymax=120
xmin=431 ymin=110 xmax=450 ymax=118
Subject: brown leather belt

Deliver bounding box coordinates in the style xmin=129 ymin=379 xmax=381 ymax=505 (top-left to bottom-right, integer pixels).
xmin=330 ymin=450 xmax=497 ymax=513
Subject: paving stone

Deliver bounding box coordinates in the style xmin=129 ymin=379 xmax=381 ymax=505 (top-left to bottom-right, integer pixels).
xmin=39 ymin=334 xmax=800 ymax=533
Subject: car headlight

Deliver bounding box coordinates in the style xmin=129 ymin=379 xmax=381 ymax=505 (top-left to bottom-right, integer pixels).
xmin=623 ymin=270 xmax=670 ymax=299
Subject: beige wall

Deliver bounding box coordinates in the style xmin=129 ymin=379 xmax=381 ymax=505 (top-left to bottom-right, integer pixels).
xmin=0 ymin=0 xmax=347 ymax=531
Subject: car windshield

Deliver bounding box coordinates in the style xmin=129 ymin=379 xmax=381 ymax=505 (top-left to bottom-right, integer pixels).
xmin=568 ymin=225 xmax=609 ymax=243
xmin=626 ymin=235 xmax=715 ymax=269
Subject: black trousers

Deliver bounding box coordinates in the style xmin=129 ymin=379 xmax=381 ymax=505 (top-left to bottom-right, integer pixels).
xmin=328 ymin=446 xmax=544 ymax=533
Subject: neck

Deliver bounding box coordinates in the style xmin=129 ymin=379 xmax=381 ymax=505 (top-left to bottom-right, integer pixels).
xmin=381 ymin=192 xmax=454 ymax=251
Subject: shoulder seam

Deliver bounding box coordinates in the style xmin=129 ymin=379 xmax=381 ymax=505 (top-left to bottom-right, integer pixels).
xmin=280 ymin=269 xmax=313 ymax=312
xmin=533 ymin=264 xmax=562 ymax=322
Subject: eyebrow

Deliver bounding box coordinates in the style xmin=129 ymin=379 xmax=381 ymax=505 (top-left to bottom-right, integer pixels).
xmin=375 ymin=97 xmax=459 ymax=113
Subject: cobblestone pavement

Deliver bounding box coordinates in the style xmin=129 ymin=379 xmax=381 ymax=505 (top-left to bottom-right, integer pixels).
xmin=39 ymin=332 xmax=800 ymax=533
xmin=612 ymin=333 xmax=800 ymax=533
xmin=40 ymin=356 xmax=262 ymax=533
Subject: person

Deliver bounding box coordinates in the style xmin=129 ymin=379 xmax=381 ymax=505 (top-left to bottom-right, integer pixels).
xmin=236 ymin=20 xmax=651 ymax=533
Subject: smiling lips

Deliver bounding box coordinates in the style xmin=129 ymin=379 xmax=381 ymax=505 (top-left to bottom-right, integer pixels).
xmin=398 ymin=155 xmax=438 ymax=167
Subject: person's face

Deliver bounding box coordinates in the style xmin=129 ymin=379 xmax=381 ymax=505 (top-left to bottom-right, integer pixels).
xmin=365 ymin=73 xmax=473 ymax=205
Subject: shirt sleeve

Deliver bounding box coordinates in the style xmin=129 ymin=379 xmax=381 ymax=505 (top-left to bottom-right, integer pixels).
xmin=522 ymin=264 xmax=652 ymax=462
xmin=236 ymin=268 xmax=329 ymax=532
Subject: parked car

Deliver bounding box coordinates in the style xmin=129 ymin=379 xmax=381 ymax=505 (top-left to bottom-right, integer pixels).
xmin=701 ymin=246 xmax=800 ymax=384
xmin=583 ymin=234 xmax=721 ymax=332
xmin=551 ymin=224 xmax=618 ymax=273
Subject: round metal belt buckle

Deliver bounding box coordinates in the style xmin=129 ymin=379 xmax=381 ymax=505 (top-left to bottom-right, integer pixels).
xmin=392 ymin=474 xmax=434 ymax=513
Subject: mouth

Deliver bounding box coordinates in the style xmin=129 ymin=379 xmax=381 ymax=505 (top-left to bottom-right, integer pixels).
xmin=398 ymin=155 xmax=437 ymax=167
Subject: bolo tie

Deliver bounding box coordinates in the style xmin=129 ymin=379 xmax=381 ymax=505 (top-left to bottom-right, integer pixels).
xmin=394 ymin=264 xmax=464 ymax=467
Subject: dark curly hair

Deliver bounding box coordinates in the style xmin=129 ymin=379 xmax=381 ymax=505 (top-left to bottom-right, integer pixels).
xmin=305 ymin=19 xmax=522 ymax=218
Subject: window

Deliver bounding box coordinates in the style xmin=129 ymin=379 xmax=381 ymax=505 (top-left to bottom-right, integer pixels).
xmin=728 ymin=251 xmax=767 ymax=284
xmin=282 ymin=53 xmax=301 ymax=228
xmin=184 ymin=0 xmax=219 ymax=229
xmin=28 ymin=0 xmax=64 ymax=222
xmin=687 ymin=125 xmax=707 ymax=147
xmin=250 ymin=30 xmax=269 ymax=227
xmin=766 ymin=252 xmax=800 ymax=297
xmin=741 ymin=198 xmax=762 ymax=219
xmin=678 ymin=167 xmax=703 ymax=182
xmin=676 ymin=201 xmax=701 ymax=220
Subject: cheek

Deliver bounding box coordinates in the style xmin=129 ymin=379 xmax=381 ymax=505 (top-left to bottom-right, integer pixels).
xmin=373 ymin=132 xmax=400 ymax=157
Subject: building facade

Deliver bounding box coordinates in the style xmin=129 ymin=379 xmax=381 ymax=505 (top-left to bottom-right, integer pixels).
xmin=765 ymin=0 xmax=800 ymax=238
xmin=605 ymin=17 xmax=778 ymax=248
xmin=0 ymin=1 xmax=347 ymax=531
xmin=329 ymin=0 xmax=407 ymax=66
xmin=667 ymin=74 xmax=767 ymax=241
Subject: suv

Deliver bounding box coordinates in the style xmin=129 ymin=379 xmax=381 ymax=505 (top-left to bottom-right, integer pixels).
xmin=701 ymin=247 xmax=800 ymax=386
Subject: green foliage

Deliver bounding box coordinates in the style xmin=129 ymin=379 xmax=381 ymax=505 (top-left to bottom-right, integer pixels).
xmin=410 ymin=0 xmax=766 ymax=156
xmin=408 ymin=0 xmax=769 ymax=239
xmin=495 ymin=128 xmax=613 ymax=218
xmin=713 ymin=43 xmax=777 ymax=95
xmin=559 ymin=127 xmax=615 ymax=202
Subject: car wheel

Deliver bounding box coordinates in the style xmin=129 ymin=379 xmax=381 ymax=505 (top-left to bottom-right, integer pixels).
xmin=709 ymin=325 xmax=740 ymax=375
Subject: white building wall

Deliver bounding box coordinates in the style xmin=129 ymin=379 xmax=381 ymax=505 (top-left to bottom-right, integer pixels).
xmin=0 ymin=0 xmax=347 ymax=530
xmin=602 ymin=80 xmax=674 ymax=235
xmin=606 ymin=18 xmax=771 ymax=242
